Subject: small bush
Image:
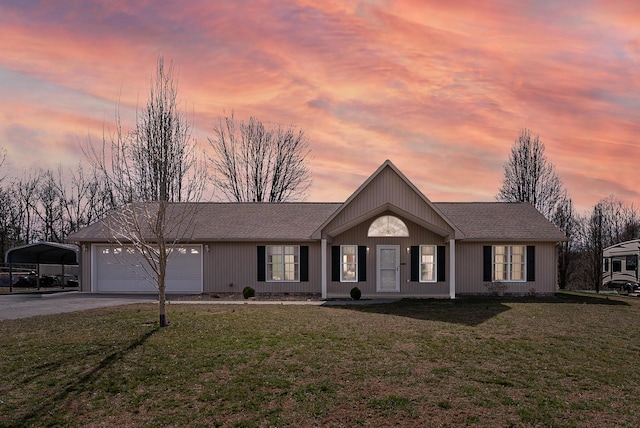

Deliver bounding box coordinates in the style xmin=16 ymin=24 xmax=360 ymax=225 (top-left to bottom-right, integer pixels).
xmin=350 ymin=286 xmax=361 ymax=300
xmin=242 ymin=286 xmax=255 ymax=299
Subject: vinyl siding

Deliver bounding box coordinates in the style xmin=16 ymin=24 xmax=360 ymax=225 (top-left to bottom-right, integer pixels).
xmin=80 ymin=245 xmax=92 ymax=291
xmin=323 ymin=166 xmax=455 ymax=238
xmin=203 ymin=241 xmax=322 ymax=294
xmin=326 ymin=215 xmax=450 ymax=298
xmin=455 ymin=242 xmax=558 ymax=295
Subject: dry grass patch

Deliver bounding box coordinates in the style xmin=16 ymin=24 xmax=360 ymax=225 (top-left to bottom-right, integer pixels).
xmin=1 ymin=293 xmax=640 ymax=427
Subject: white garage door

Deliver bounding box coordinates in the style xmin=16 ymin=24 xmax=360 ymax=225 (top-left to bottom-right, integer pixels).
xmin=93 ymin=245 xmax=202 ymax=293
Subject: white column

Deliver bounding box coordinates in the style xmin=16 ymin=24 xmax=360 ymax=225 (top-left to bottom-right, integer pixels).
xmin=449 ymin=239 xmax=456 ymax=299
xmin=321 ymin=238 xmax=327 ymax=300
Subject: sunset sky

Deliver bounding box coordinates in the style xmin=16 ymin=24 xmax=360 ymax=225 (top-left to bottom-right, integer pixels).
xmin=1 ymin=1 xmax=639 ymax=213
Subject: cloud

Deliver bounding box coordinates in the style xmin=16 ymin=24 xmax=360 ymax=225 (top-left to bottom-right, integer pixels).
xmin=0 ymin=0 xmax=638 ymax=212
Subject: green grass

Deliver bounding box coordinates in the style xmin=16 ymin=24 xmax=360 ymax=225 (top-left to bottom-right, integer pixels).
xmin=1 ymin=293 xmax=640 ymax=427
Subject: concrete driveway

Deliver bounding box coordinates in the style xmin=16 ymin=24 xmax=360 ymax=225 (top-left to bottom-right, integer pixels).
xmin=0 ymin=292 xmax=156 ymax=321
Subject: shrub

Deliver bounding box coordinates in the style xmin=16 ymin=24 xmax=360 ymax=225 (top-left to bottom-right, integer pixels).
xmin=242 ymin=286 xmax=255 ymax=299
xmin=350 ymin=286 xmax=361 ymax=300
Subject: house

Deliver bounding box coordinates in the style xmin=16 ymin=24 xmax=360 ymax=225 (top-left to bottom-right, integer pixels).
xmin=67 ymin=160 xmax=566 ymax=298
xmin=602 ymin=239 xmax=640 ymax=290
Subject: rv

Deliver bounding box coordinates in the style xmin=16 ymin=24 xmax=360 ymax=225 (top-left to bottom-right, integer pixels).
xmin=603 ymin=239 xmax=640 ymax=293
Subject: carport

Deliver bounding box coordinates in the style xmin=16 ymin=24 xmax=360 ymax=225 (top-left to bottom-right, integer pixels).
xmin=4 ymin=242 xmax=80 ymax=292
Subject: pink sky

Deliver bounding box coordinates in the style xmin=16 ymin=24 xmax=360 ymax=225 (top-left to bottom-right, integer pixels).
xmin=1 ymin=0 xmax=639 ymax=213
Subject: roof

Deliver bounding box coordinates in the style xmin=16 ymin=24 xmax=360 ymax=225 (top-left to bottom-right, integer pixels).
xmin=67 ymin=203 xmax=343 ymax=242
xmin=66 ymin=162 xmax=565 ymax=244
xmin=435 ymin=202 xmax=567 ymax=241
xmin=67 ymin=200 xmax=565 ymax=243
xmin=5 ymin=242 xmax=80 ymax=265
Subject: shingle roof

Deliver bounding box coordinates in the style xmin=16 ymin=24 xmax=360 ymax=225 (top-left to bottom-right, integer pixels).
xmin=434 ymin=202 xmax=567 ymax=241
xmin=67 ymin=201 xmax=565 ymax=243
xmin=67 ymin=203 xmax=343 ymax=242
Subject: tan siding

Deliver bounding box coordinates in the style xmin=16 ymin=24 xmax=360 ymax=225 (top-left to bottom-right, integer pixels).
xmin=204 ymin=242 xmax=322 ymax=294
xmin=324 ymin=167 xmax=454 ymax=237
xmin=80 ymin=246 xmax=92 ymax=291
xmin=455 ymin=242 xmax=558 ymax=295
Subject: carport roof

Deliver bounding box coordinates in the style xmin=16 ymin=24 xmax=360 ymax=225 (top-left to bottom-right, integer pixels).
xmin=5 ymin=242 xmax=80 ymax=265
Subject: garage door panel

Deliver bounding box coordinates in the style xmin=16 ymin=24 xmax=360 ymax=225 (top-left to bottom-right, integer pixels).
xmin=94 ymin=245 xmax=202 ymax=293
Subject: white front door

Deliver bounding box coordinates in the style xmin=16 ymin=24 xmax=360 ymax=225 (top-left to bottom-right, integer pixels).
xmin=377 ymin=245 xmax=400 ymax=292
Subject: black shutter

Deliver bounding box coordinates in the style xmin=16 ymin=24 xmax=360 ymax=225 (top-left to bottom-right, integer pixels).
xmin=437 ymin=246 xmax=446 ymax=282
xmin=257 ymin=246 xmax=266 ymax=282
xmin=300 ymin=246 xmax=309 ymax=282
xmin=483 ymin=246 xmax=492 ymax=282
xmin=526 ymin=246 xmax=535 ymax=282
xmin=331 ymin=246 xmax=340 ymax=282
xmin=358 ymin=246 xmax=367 ymax=282
xmin=410 ymin=246 xmax=419 ymax=282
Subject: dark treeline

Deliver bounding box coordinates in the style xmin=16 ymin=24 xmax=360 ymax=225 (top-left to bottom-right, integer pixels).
xmin=0 ymin=159 xmax=116 ymax=257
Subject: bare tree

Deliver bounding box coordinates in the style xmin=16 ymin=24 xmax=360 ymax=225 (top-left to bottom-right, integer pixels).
xmin=582 ymin=203 xmax=605 ymax=292
xmin=13 ymin=170 xmax=43 ymax=244
xmin=85 ymin=56 xmax=206 ymax=327
xmin=208 ymin=113 xmax=311 ymax=202
xmin=576 ymin=196 xmax=639 ymax=292
xmin=553 ymin=193 xmax=577 ymax=289
xmin=497 ymin=129 xmax=563 ymax=220
xmin=35 ymin=169 xmax=63 ymax=242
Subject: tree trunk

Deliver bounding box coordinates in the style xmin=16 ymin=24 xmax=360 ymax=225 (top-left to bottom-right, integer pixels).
xmin=159 ymin=284 xmax=167 ymax=327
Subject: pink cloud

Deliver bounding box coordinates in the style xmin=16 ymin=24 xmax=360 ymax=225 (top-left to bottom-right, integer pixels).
xmin=0 ymin=0 xmax=638 ymax=214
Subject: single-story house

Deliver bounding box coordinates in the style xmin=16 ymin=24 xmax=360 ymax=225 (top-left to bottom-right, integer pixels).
xmin=67 ymin=160 xmax=566 ymax=298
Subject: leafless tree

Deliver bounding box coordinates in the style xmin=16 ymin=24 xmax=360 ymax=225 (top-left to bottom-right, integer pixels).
xmin=553 ymin=193 xmax=577 ymax=289
xmin=13 ymin=170 xmax=43 ymax=244
xmin=208 ymin=113 xmax=311 ymax=202
xmin=576 ymin=196 xmax=639 ymax=291
xmin=581 ymin=203 xmax=606 ymax=292
xmin=497 ymin=129 xmax=563 ymax=220
xmin=85 ymin=56 xmax=206 ymax=327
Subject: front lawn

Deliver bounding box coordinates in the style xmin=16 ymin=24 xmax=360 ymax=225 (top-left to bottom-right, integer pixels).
xmin=1 ymin=293 xmax=639 ymax=427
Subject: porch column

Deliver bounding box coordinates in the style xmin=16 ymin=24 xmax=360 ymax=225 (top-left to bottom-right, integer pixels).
xmin=449 ymin=239 xmax=456 ymax=299
xmin=321 ymin=238 xmax=327 ymax=299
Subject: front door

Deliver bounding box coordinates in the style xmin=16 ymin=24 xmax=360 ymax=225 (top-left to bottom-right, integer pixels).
xmin=377 ymin=245 xmax=400 ymax=292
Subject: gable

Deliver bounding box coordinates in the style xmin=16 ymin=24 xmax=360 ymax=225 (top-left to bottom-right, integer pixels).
xmin=315 ymin=161 xmax=458 ymax=240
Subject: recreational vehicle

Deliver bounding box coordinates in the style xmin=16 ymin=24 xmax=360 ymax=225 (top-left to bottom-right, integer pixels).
xmin=603 ymin=239 xmax=640 ymax=293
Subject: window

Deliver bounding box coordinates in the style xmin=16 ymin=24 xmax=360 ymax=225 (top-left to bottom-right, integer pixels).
xmin=612 ymin=259 xmax=622 ymax=272
xmin=368 ymin=215 xmax=409 ymax=237
xmin=341 ymin=245 xmax=358 ymax=282
xmin=420 ymin=245 xmax=436 ymax=282
xmin=626 ymin=256 xmax=637 ymax=271
xmin=266 ymin=245 xmax=299 ymax=282
xmin=493 ymin=245 xmax=525 ymax=281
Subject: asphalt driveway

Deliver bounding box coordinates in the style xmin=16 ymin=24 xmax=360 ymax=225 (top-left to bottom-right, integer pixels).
xmin=0 ymin=291 xmax=400 ymax=321
xmin=0 ymin=292 xmax=156 ymax=321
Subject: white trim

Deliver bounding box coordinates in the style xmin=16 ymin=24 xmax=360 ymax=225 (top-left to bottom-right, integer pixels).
xmin=376 ymin=245 xmax=400 ymax=292
xmin=321 ymin=239 xmax=327 ymax=299
xmin=340 ymin=245 xmax=358 ymax=282
xmin=449 ymin=239 xmax=456 ymax=299
xmin=418 ymin=245 xmax=437 ymax=283
xmin=492 ymin=245 xmax=526 ymax=282
xmin=266 ymin=245 xmax=301 ymax=282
